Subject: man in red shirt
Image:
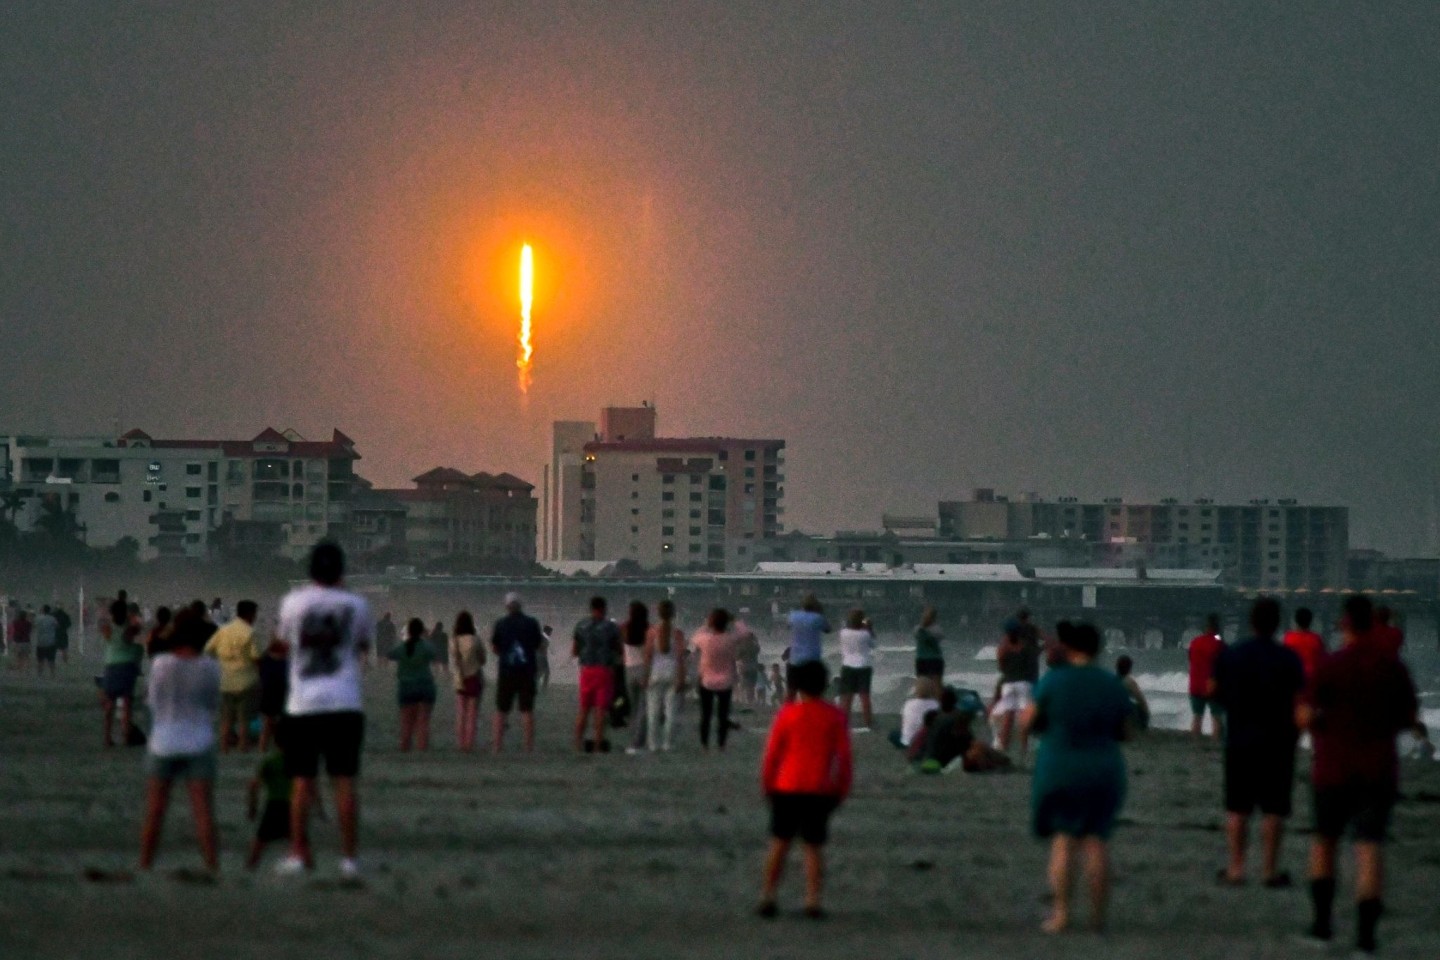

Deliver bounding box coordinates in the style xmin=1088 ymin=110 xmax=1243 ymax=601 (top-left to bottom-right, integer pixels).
xmin=1301 ymin=596 xmax=1418 ymax=955
xmin=1371 ymin=606 xmax=1403 ymax=659
xmin=758 ymin=661 xmax=853 ymax=920
xmin=1282 ymin=607 xmax=1327 ymax=694
xmin=1188 ymin=614 xmax=1226 ymax=741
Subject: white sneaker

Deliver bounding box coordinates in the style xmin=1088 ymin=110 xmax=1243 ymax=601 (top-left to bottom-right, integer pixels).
xmin=852 ymin=727 xmax=872 ymax=734
xmin=274 ymin=855 xmax=306 ymax=877
xmin=625 ymin=746 xmax=645 ymax=756
xmin=339 ymin=858 xmax=361 ymax=880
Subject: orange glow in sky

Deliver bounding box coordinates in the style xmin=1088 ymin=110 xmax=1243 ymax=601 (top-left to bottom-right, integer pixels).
xmin=518 ymin=242 xmax=534 ymax=392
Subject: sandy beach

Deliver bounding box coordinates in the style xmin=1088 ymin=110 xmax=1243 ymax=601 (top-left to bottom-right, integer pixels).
xmin=2 ymin=664 xmax=1437 ymax=960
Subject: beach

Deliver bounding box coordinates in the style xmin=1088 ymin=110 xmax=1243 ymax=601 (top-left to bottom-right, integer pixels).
xmin=2 ymin=664 xmax=1438 ymax=960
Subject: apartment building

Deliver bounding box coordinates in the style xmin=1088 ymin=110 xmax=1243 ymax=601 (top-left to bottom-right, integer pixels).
xmin=0 ymin=427 xmax=360 ymax=560
xmin=938 ymin=489 xmax=1348 ymax=590
xmin=378 ymin=468 xmax=537 ymax=568
xmin=541 ymin=405 xmax=785 ymax=570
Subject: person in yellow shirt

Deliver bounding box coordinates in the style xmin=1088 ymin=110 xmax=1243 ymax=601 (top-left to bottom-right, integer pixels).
xmin=204 ymin=600 xmax=261 ymax=753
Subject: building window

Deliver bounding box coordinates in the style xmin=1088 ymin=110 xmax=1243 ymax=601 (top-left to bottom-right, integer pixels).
xmin=718 ymin=451 xmax=728 ymax=461
xmin=744 ymin=484 xmax=754 ymax=494
xmin=689 ymin=492 xmax=702 ymax=502
xmin=690 ymin=509 xmax=701 ymax=519
xmin=631 ymin=508 xmax=639 ymax=516
xmin=631 ymin=491 xmax=639 ymax=499
xmin=104 ymin=491 xmax=120 ymax=503
xmin=186 ymin=487 xmax=202 ymax=499
xmin=662 ymin=509 xmax=674 ymax=519
xmin=185 ymin=509 xmax=202 ymax=521
xmin=744 ymin=468 xmax=755 ymax=478
xmin=709 ymin=476 xmax=726 ymax=491
xmin=744 ymin=450 xmax=756 ymax=461
xmin=186 ymin=463 xmax=203 ymax=476
xmin=662 ymin=492 xmax=674 ymax=502
xmin=688 ymin=543 xmax=702 ymax=553
xmin=662 ymin=475 xmax=674 ymax=485
xmin=632 ymin=473 xmax=639 ymax=482
xmin=143 ymin=490 xmax=152 ymax=503
xmin=631 ymin=526 xmax=639 ymax=534
xmin=690 ymin=526 xmax=701 ymax=536
xmin=663 ymin=526 xmax=674 ymax=536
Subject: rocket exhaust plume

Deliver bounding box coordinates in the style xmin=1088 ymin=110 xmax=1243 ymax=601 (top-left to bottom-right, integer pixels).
xmin=517 ymin=243 xmax=534 ymax=393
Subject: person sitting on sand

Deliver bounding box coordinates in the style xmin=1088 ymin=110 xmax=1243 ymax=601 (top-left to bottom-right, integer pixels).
xmin=1114 ymin=656 xmax=1149 ymax=732
xmin=758 ymin=661 xmax=853 ymax=920
xmin=914 ymin=687 xmax=1013 ymax=774
xmin=139 ymin=607 xmax=222 ymax=873
xmin=890 ymin=677 xmax=941 ymax=750
xmin=1022 ymin=621 xmax=1132 ymax=934
xmin=1212 ymin=597 xmax=1304 ymax=889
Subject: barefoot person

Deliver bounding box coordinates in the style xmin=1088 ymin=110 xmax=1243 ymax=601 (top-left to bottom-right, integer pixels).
xmin=1023 ymin=622 xmax=1132 ymax=934
xmin=784 ymin=595 xmax=830 ymax=701
xmin=993 ymin=610 xmax=1042 ymax=759
xmin=644 ymin=600 xmax=686 ymax=752
xmin=449 ymin=611 xmax=485 ymax=753
xmin=758 ymin=661 xmax=853 ymax=919
xmin=621 ymin=601 xmax=651 ymax=755
xmin=33 ymin=605 xmax=58 ymax=676
xmin=138 ymin=608 xmax=222 ymax=873
xmin=1301 ymin=595 xmax=1418 ymax=954
xmin=491 ymin=593 xmax=544 ymax=753
xmin=390 ymin=619 xmax=437 ymax=752
xmin=913 ymin=606 xmax=944 ymax=681
xmin=836 ymin=609 xmax=876 ymax=731
xmin=691 ymin=607 xmax=740 ymax=751
xmin=275 ymin=542 xmax=373 ymax=879
xmin=1188 ymin=614 xmax=1226 ymax=741
xmin=205 ymin=600 xmax=261 ymax=753
xmin=572 ymin=596 xmax=621 ymax=753
xmin=1212 ymin=597 xmax=1304 ymax=887
xmin=101 ymin=599 xmax=144 ymax=748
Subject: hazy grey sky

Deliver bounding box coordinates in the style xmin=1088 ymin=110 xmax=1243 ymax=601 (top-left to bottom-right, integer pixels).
xmin=3 ymin=3 xmax=1437 ymax=553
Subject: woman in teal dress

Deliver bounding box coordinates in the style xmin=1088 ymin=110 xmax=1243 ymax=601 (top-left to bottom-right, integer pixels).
xmin=1023 ymin=621 xmax=1132 ymax=934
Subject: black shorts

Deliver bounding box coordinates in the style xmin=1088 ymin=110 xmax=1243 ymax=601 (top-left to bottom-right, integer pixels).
xmin=282 ymin=712 xmax=364 ymax=779
xmin=256 ymin=800 xmax=291 ymax=843
xmin=1313 ymin=782 xmax=1395 ymax=843
xmin=915 ymin=658 xmax=944 ymax=679
xmin=769 ymin=793 xmax=838 ymax=846
xmin=36 ymin=646 xmax=57 ymax=664
xmin=1224 ymin=744 xmax=1296 ymax=817
xmin=497 ymin=671 xmax=537 ymax=713
xmin=837 ymin=666 xmax=872 ymax=696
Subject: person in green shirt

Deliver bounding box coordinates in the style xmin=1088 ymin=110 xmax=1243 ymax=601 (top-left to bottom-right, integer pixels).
xmin=914 ymin=607 xmax=945 ymax=680
xmin=388 ymin=618 xmax=437 ymax=752
xmin=101 ymin=598 xmax=144 ymax=748
xmin=246 ymin=739 xmax=326 ymax=868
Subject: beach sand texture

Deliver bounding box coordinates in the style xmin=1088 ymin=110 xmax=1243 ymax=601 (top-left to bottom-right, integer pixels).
xmin=2 ymin=668 xmax=1437 ymax=959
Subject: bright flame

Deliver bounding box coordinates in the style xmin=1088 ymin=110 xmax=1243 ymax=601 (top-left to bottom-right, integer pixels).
xmin=518 ymin=243 xmax=534 ymax=393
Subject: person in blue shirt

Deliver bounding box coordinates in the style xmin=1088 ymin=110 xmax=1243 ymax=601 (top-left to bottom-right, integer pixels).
xmin=1023 ymin=621 xmax=1132 ymax=935
xmin=785 ymin=594 xmax=831 ymax=701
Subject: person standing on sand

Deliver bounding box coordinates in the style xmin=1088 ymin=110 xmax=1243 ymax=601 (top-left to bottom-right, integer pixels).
xmin=573 ymin=596 xmax=621 ymax=753
xmin=374 ymin=612 xmax=398 ymax=665
xmin=206 ymin=600 xmax=261 ymax=753
xmin=1370 ymin=605 xmax=1403 ymax=660
xmin=644 ymin=600 xmax=686 ymax=752
xmin=274 ymin=542 xmax=372 ymax=880
xmin=33 ymin=605 xmax=58 ymax=676
xmin=491 ymin=593 xmax=544 ymax=753
xmin=992 ymin=611 xmax=1041 ymax=759
xmin=139 ymin=608 xmax=222 ymax=873
xmin=8 ymin=609 xmax=31 ymax=669
xmin=1188 ymin=614 xmax=1226 ymax=741
xmin=428 ymin=620 xmax=449 ymax=675
xmin=785 ymin=595 xmax=830 ymax=701
xmin=913 ymin=607 xmax=944 ymax=680
xmin=1282 ymin=607 xmax=1327 ymax=696
xmin=836 ymin=609 xmax=876 ymax=732
xmin=735 ymin=618 xmax=763 ymax=706
xmin=449 ymin=611 xmax=485 ymax=753
xmin=1300 ymin=595 xmax=1418 ymax=955
xmin=390 ymin=619 xmax=437 ymax=752
xmin=691 ymin=608 xmax=741 ymax=751
xmin=1212 ymin=597 xmax=1304 ymax=888
xmin=53 ymin=605 xmax=71 ymax=663
xmin=758 ymin=660 xmax=852 ymax=920
xmin=256 ymin=638 xmax=288 ymax=752
xmin=101 ymin=599 xmax=144 ymax=748
xmin=1114 ymin=656 xmax=1149 ymax=732
xmin=1022 ymin=621 xmax=1132 ymax=935
xmin=621 ymin=601 xmax=651 ymax=755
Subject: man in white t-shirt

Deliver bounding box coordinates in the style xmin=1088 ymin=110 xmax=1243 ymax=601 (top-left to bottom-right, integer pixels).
xmin=274 ymin=543 xmax=373 ymax=880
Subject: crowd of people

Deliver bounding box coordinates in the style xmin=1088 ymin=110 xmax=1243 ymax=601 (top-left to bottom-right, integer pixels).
xmin=8 ymin=540 xmax=1431 ymax=954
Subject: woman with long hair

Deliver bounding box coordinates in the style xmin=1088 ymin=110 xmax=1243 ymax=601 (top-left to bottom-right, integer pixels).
xmin=622 ymin=601 xmax=650 ymax=755
xmin=1022 ymin=621 xmax=1132 ymax=934
xmin=101 ymin=597 xmax=144 ymax=748
xmin=691 ymin=608 xmax=739 ymax=751
xmin=389 ymin=618 xmax=437 ymax=752
xmin=644 ymin=600 xmax=686 ymax=752
xmin=449 ymin=611 xmax=485 ymax=752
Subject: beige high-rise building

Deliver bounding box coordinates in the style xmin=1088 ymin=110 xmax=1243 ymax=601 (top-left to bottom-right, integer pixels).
xmin=541 ymin=405 xmax=785 ymax=570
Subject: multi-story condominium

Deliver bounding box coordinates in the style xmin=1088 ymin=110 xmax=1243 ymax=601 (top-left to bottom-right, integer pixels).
xmin=0 ymin=427 xmax=359 ymax=561
xmin=378 ymin=468 xmax=537 ymax=568
xmin=541 ymin=405 xmax=785 ymax=571
xmin=937 ymin=489 xmax=1348 ymax=591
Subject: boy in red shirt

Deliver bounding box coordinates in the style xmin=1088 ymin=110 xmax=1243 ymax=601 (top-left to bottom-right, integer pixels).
xmin=758 ymin=660 xmax=853 ymax=919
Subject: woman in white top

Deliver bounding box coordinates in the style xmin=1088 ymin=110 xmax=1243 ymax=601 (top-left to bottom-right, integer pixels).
xmin=622 ymin=601 xmax=651 ymax=755
xmin=449 ymin=611 xmax=486 ymax=753
xmin=139 ymin=608 xmax=222 ymax=872
xmin=892 ymin=676 xmax=943 ymax=750
xmin=644 ymin=600 xmax=686 ymax=752
xmin=837 ymin=608 xmax=877 ymax=731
